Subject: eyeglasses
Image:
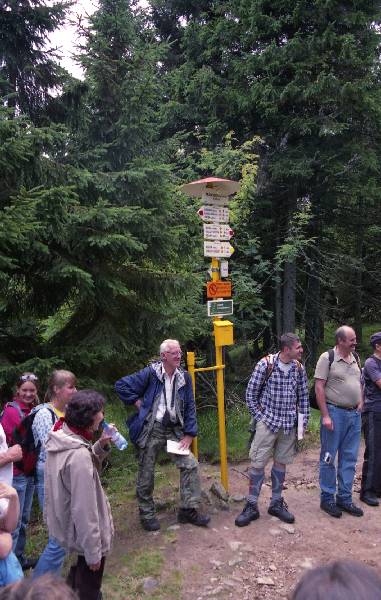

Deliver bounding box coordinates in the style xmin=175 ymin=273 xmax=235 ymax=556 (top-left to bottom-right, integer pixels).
xmin=166 ymin=351 xmax=182 ymax=357
xmin=20 ymin=373 xmax=38 ymax=382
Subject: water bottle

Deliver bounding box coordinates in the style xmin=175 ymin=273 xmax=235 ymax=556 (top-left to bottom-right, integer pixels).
xmin=103 ymin=421 xmax=128 ymax=451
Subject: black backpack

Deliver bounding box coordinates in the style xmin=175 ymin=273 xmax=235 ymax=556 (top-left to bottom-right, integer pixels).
xmin=1 ymin=403 xmax=55 ymax=476
xmin=309 ymin=349 xmax=361 ymax=410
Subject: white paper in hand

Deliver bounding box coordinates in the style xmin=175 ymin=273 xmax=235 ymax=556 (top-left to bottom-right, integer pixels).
xmin=297 ymin=413 xmax=305 ymax=441
xmin=166 ymin=439 xmax=190 ymax=456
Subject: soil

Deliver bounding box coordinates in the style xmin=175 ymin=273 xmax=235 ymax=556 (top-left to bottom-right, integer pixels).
xmin=107 ymin=444 xmax=381 ymax=599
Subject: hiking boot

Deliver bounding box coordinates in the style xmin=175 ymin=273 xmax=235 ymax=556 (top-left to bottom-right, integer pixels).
xmin=360 ymin=493 xmax=379 ymax=507
xmin=235 ymin=501 xmax=260 ymax=527
xmin=141 ymin=517 xmax=160 ymax=531
xmin=268 ymin=498 xmax=295 ymax=523
xmin=320 ymin=501 xmax=342 ymax=518
xmin=336 ymin=501 xmax=364 ymax=517
xmin=178 ymin=508 xmax=210 ymax=527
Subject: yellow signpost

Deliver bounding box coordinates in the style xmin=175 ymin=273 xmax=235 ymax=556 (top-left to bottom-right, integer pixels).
xmin=180 ymin=177 xmax=239 ymax=492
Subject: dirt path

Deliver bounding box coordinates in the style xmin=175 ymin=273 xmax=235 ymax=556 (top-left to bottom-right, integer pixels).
xmin=105 ymin=444 xmax=381 ymax=599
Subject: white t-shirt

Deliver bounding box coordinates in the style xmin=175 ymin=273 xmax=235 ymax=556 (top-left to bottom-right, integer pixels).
xmin=0 ymin=424 xmax=12 ymax=517
xmin=156 ymin=366 xmax=178 ymax=422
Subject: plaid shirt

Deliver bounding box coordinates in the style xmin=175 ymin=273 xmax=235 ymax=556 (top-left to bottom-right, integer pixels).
xmin=246 ymin=353 xmax=310 ymax=434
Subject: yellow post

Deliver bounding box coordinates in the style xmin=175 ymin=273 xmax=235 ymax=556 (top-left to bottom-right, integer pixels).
xmin=215 ymin=341 xmax=228 ymax=491
xmin=210 ymin=256 xmax=229 ymax=491
xmin=186 ymin=351 xmax=198 ymax=459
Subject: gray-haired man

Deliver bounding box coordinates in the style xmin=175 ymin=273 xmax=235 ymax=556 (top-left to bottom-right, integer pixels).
xmin=115 ymin=339 xmax=210 ymax=531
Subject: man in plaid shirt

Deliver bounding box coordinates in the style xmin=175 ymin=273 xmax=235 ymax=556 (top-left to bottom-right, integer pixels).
xmin=235 ymin=333 xmax=309 ymax=527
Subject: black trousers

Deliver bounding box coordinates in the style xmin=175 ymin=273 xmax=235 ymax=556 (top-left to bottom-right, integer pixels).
xmin=361 ymin=411 xmax=381 ymax=496
xmin=67 ymin=555 xmax=105 ymax=600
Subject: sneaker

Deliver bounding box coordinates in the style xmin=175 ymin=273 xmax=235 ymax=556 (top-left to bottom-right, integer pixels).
xmin=360 ymin=493 xmax=379 ymax=507
xmin=235 ymin=501 xmax=260 ymax=527
xmin=268 ymin=498 xmax=295 ymax=523
xmin=320 ymin=501 xmax=342 ymax=518
xmin=178 ymin=508 xmax=210 ymax=527
xmin=336 ymin=501 xmax=364 ymax=517
xmin=141 ymin=517 xmax=160 ymax=531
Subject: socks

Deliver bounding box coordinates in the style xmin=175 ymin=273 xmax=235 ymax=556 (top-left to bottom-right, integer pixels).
xmin=271 ymin=466 xmax=286 ymax=503
xmin=247 ymin=467 xmax=265 ymax=504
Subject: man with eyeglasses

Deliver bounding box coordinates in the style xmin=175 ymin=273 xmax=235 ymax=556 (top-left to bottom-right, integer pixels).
xmin=115 ymin=339 xmax=210 ymax=531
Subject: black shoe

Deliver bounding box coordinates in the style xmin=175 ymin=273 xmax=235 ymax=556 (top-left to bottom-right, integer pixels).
xmin=320 ymin=501 xmax=342 ymax=518
xmin=141 ymin=517 xmax=160 ymax=531
xmin=336 ymin=501 xmax=364 ymax=517
xmin=178 ymin=508 xmax=210 ymax=527
xmin=268 ymin=498 xmax=295 ymax=523
xmin=360 ymin=493 xmax=380 ymax=507
xmin=19 ymin=557 xmax=38 ymax=570
xmin=235 ymin=501 xmax=260 ymax=527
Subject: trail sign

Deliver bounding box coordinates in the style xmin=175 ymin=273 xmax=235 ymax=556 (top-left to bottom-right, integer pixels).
xmin=207 ymin=299 xmax=234 ymax=317
xmin=203 ymin=223 xmax=234 ymax=240
xmin=198 ymin=206 xmax=229 ymax=223
xmin=202 ymin=193 xmax=230 ymax=206
xmin=220 ymin=261 xmax=229 ymax=278
xmin=204 ymin=241 xmax=234 ymax=258
xmin=207 ymin=281 xmax=232 ymax=299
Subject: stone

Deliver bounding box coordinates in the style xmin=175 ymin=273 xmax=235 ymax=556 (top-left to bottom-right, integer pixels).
xmin=228 ymin=557 xmax=243 ymax=567
xmin=299 ymin=558 xmax=314 ymax=569
xmin=205 ymin=586 xmax=225 ymax=596
xmin=167 ymin=524 xmax=180 ymax=531
xmin=280 ymin=523 xmax=295 ymax=534
xmin=306 ymin=482 xmax=316 ymax=489
xmin=269 ymin=528 xmax=282 ymax=536
xmin=142 ymin=577 xmax=159 ymax=593
xmin=231 ymin=494 xmax=246 ymax=502
xmin=210 ymin=481 xmax=229 ymax=502
xmin=269 ymin=564 xmax=277 ymax=571
xmin=210 ymin=559 xmax=224 ymax=568
xmin=257 ymin=577 xmax=275 ymax=586
xmin=228 ymin=541 xmax=243 ymax=551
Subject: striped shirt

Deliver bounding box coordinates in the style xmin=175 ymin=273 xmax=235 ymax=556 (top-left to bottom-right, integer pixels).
xmin=246 ymin=354 xmax=309 ymax=434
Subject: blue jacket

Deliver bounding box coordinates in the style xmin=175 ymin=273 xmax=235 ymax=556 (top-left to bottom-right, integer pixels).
xmin=115 ymin=362 xmax=197 ymax=444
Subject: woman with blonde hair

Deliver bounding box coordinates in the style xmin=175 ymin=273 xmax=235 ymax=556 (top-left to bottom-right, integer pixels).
xmin=32 ymin=370 xmax=76 ymax=579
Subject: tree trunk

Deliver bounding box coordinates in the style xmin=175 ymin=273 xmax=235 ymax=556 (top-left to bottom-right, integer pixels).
xmin=353 ymin=197 xmax=363 ymax=343
xmin=282 ymin=258 xmax=296 ymax=332
xmin=305 ymin=248 xmax=321 ymax=369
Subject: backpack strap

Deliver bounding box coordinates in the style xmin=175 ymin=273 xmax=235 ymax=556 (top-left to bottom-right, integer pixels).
xmin=328 ymin=348 xmax=335 ymax=367
xmin=5 ymin=401 xmax=24 ymax=421
xmin=352 ymin=351 xmax=361 ymax=369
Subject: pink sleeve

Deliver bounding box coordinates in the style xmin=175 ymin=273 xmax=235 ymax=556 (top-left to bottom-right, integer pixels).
xmin=1 ymin=407 xmax=21 ymax=446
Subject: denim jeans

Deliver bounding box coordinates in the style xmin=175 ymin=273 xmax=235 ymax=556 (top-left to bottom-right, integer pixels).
xmin=35 ymin=465 xmax=45 ymax=511
xmin=33 ymin=537 xmax=66 ymax=579
xmin=320 ymin=404 xmax=361 ymax=504
xmin=12 ymin=473 xmax=35 ymax=561
xmin=32 ymin=465 xmax=66 ymax=578
xmin=0 ymin=552 xmax=23 ymax=586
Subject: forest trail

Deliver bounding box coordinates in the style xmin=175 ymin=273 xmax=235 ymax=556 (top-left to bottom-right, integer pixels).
xmin=104 ymin=444 xmax=381 ymax=599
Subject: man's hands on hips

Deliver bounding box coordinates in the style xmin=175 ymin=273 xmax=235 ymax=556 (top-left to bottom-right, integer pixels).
xmin=179 ymin=435 xmax=193 ymax=450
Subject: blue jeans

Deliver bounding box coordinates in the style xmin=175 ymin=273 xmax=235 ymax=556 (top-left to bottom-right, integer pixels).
xmin=35 ymin=465 xmax=45 ymax=511
xmin=0 ymin=552 xmax=23 ymax=586
xmin=12 ymin=474 xmax=35 ymax=561
xmin=320 ymin=404 xmax=361 ymax=504
xmin=33 ymin=537 xmax=66 ymax=579
xmin=32 ymin=466 xmax=66 ymax=578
